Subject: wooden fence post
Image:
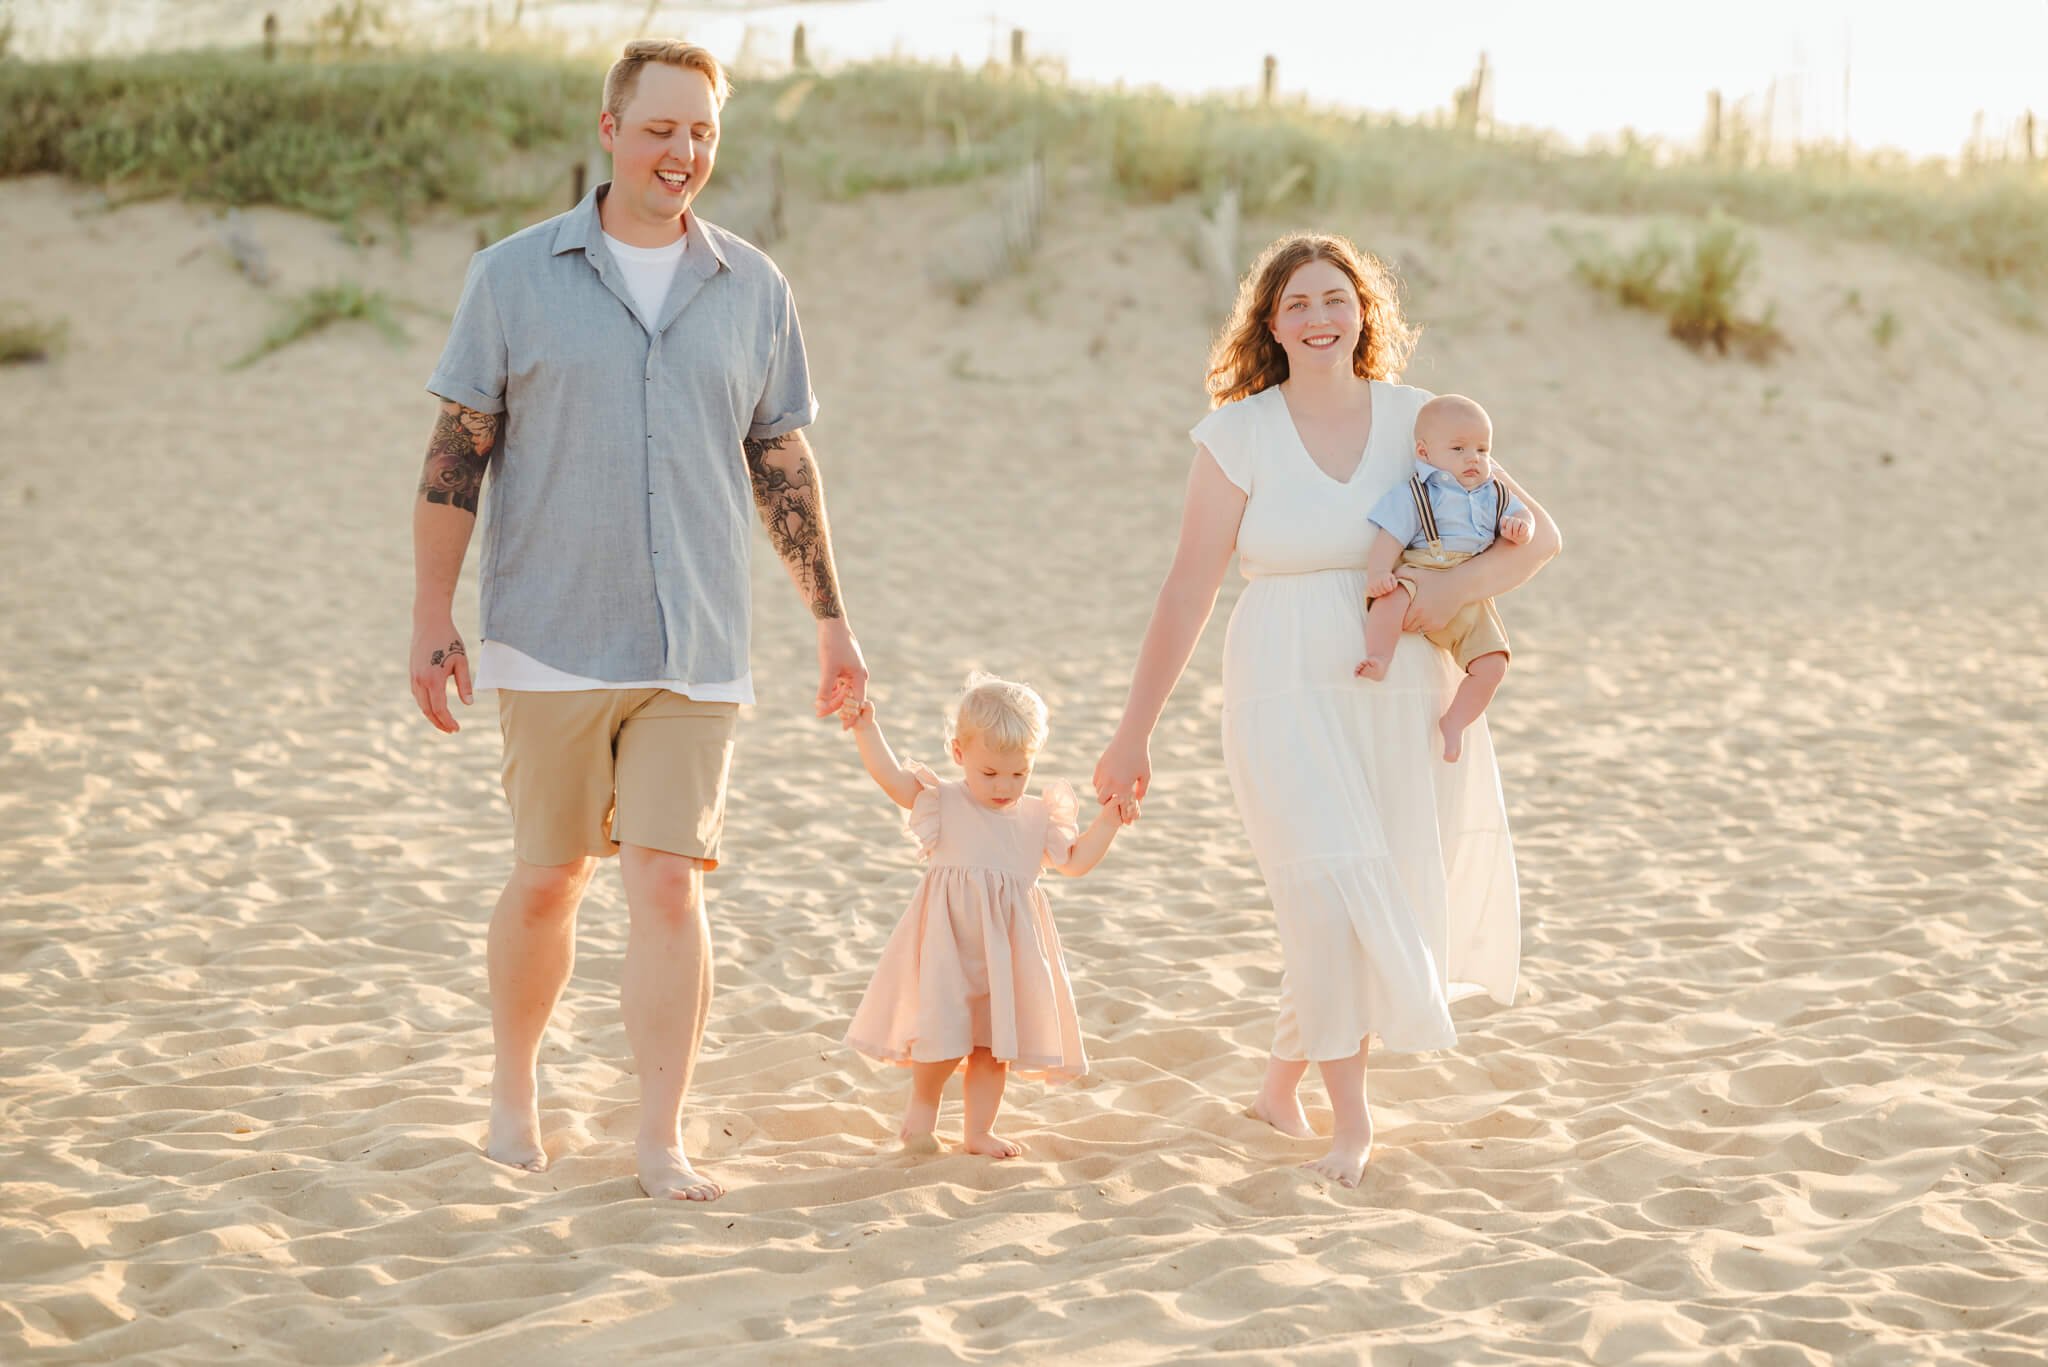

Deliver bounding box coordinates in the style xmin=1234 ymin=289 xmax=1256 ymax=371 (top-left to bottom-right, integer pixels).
xmin=792 ymin=23 xmax=808 ymax=71
xmin=572 ymin=161 xmax=586 ymax=207
xmin=1010 ymin=28 xmax=1025 ymax=68
xmin=1705 ymin=91 xmax=1722 ymax=162
xmin=262 ymin=13 xmax=278 ymax=60
xmin=1261 ymin=55 xmax=1276 ymax=105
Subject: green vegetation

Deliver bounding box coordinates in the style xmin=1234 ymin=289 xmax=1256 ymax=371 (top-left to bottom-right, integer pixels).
xmin=1564 ymin=215 xmax=1786 ymax=361
xmin=0 ymin=307 xmax=67 ymax=364
xmin=1872 ymin=310 xmax=1901 ymax=348
xmin=2 ymin=48 xmax=2045 ymax=292
xmin=227 ymin=281 xmax=405 ymax=370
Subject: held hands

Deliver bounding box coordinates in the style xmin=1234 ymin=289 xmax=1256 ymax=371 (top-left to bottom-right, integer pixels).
xmin=408 ymin=617 xmax=473 ymax=734
xmin=838 ymin=694 xmax=877 ymax=732
xmin=816 ymin=617 xmax=870 ymax=729
xmin=1501 ymin=514 xmax=1534 ymax=545
xmin=1092 ymin=730 xmax=1151 ymax=824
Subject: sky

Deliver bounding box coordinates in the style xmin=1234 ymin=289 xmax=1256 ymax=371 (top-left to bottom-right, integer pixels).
xmin=9 ymin=0 xmax=2044 ymax=158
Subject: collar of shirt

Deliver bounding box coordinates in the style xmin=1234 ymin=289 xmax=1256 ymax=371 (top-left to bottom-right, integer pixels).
xmin=552 ymin=182 xmax=728 ymax=285
xmin=1413 ymin=458 xmax=1494 ymax=495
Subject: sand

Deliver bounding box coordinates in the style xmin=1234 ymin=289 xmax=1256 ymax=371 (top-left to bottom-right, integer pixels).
xmin=2 ymin=169 xmax=2046 ymax=1364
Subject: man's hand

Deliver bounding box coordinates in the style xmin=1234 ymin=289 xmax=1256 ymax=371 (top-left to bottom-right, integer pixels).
xmin=817 ymin=617 xmax=869 ymax=727
xmin=410 ymin=617 xmax=474 ymax=733
xmin=1500 ymin=514 xmax=1534 ymax=545
xmin=1398 ymin=571 xmax=1461 ymax=635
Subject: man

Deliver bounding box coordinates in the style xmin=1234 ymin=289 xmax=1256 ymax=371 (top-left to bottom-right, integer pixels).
xmin=407 ymin=39 xmax=866 ymax=1202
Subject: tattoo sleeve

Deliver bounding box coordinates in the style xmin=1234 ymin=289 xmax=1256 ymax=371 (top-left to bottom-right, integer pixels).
xmin=743 ymin=430 xmax=844 ymax=620
xmin=417 ymin=402 xmax=500 ymax=515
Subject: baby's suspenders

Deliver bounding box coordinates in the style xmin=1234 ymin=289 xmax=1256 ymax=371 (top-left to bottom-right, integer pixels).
xmin=1407 ymin=474 xmax=1511 ymax=552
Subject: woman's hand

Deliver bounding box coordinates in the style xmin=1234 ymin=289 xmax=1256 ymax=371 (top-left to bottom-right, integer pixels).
xmin=1093 ymin=729 xmax=1152 ymax=822
xmin=1397 ymin=570 xmax=1462 ymax=635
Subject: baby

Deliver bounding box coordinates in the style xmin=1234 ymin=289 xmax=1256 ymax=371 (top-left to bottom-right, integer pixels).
xmin=840 ymin=673 xmax=1126 ymax=1157
xmin=1354 ymin=394 xmax=1532 ymax=762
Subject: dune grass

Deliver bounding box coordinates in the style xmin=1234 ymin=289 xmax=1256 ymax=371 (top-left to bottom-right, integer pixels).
xmin=1562 ymin=215 xmax=1786 ymax=361
xmin=0 ymin=307 xmax=67 ymax=364
xmin=3 ymin=48 xmax=2044 ymax=292
xmin=227 ymin=281 xmax=405 ymax=371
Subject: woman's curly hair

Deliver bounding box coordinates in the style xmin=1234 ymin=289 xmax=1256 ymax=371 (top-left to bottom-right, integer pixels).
xmin=1206 ymin=232 xmax=1418 ymax=406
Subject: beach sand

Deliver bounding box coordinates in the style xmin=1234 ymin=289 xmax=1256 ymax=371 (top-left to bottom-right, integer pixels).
xmin=2 ymin=171 xmax=2045 ymax=1364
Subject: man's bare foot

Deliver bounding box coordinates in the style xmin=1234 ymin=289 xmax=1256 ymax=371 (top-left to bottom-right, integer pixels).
xmin=1355 ymin=656 xmax=1390 ymax=681
xmin=638 ymin=1143 xmax=723 ymax=1201
xmin=1439 ymin=714 xmax=1465 ymax=763
xmin=1302 ymin=1128 xmax=1373 ymax=1188
xmin=964 ymin=1131 xmax=1024 ymax=1158
xmin=1246 ymin=1094 xmax=1316 ymax=1141
xmin=486 ymin=1086 xmax=547 ymax=1172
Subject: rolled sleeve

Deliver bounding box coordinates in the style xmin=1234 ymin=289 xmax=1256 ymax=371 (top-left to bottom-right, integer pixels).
xmin=1366 ymin=483 xmax=1421 ymax=545
xmin=748 ymin=277 xmax=818 ymax=441
xmin=426 ymin=255 xmax=508 ymax=415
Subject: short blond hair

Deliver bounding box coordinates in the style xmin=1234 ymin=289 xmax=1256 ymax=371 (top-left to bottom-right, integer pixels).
xmin=604 ymin=39 xmax=731 ymax=120
xmin=948 ymin=673 xmax=1049 ymax=755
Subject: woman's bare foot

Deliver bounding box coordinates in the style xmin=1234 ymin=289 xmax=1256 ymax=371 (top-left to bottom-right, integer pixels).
xmin=1246 ymin=1092 xmax=1316 ymax=1141
xmin=1439 ymin=713 xmax=1465 ymax=763
xmin=964 ymin=1131 xmax=1025 ymax=1159
xmin=637 ymin=1142 xmax=723 ymax=1201
xmin=1302 ymin=1126 xmax=1373 ymax=1188
xmin=486 ymin=1079 xmax=547 ymax=1172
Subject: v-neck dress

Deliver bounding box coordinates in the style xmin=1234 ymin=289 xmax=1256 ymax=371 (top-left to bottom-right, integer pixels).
xmin=1193 ymin=382 xmax=1519 ymax=1059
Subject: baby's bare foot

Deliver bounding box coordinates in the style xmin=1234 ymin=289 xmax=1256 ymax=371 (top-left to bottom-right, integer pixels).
xmin=1355 ymin=657 xmax=1390 ymax=681
xmin=899 ymin=1131 xmax=942 ymax=1155
xmin=486 ymin=1083 xmax=546 ymax=1173
xmin=638 ymin=1142 xmax=723 ymax=1201
xmin=1302 ymin=1128 xmax=1372 ymax=1188
xmin=1439 ymin=715 xmax=1465 ymax=763
xmin=964 ymin=1131 xmax=1024 ymax=1159
xmin=1245 ymin=1095 xmax=1316 ymax=1141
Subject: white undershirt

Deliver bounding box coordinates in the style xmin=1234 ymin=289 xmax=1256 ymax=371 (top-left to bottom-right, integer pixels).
xmin=474 ymin=227 xmax=751 ymax=704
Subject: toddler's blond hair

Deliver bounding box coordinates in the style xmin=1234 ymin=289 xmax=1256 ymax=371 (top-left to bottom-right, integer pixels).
xmin=948 ymin=672 xmax=1049 ymax=755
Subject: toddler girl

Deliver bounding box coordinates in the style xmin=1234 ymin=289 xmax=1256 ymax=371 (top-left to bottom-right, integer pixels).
xmin=840 ymin=673 xmax=1125 ymax=1157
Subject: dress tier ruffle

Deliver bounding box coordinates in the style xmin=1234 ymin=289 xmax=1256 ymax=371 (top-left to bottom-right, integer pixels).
xmin=844 ymin=763 xmax=1089 ymax=1082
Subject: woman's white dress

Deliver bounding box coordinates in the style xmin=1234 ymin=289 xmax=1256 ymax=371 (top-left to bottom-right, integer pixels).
xmin=1194 ymin=382 xmax=1519 ymax=1060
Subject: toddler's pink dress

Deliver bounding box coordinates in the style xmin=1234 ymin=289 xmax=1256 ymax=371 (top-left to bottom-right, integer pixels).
xmin=844 ymin=763 xmax=1089 ymax=1082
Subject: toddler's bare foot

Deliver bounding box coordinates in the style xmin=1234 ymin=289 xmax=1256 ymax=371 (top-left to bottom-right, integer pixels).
xmin=1354 ymin=656 xmax=1390 ymax=681
xmin=899 ymin=1094 xmax=941 ymax=1148
xmin=486 ymin=1079 xmax=546 ymax=1172
xmin=1245 ymin=1094 xmax=1316 ymax=1141
xmin=637 ymin=1142 xmax=723 ymax=1201
xmin=1302 ymin=1127 xmax=1373 ymax=1188
xmin=964 ymin=1131 xmax=1024 ymax=1159
xmin=1439 ymin=714 xmax=1465 ymax=763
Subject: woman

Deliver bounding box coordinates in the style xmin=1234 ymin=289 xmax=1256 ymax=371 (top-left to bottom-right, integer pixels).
xmin=1092 ymin=232 xmax=1559 ymax=1187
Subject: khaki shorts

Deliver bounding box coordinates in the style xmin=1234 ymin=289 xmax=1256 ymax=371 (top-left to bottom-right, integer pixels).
xmin=498 ymin=689 xmax=739 ymax=868
xmin=1368 ymin=546 xmax=1512 ymax=673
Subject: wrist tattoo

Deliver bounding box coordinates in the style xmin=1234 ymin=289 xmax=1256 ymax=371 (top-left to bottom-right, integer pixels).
xmin=431 ymin=640 xmax=466 ymax=667
xmin=418 ymin=405 xmax=499 ymax=514
xmin=744 ymin=431 xmax=844 ymax=620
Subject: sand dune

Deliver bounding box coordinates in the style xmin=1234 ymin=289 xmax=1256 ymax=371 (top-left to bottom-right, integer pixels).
xmin=2 ymin=171 xmax=2045 ymax=1364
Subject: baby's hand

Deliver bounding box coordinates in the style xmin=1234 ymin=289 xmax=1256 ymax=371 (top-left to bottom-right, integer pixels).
xmin=1366 ymin=573 xmax=1402 ymax=599
xmin=1099 ymin=793 xmax=1136 ymax=826
xmin=1501 ymin=514 xmax=1533 ymax=545
xmin=839 ymin=696 xmax=875 ymax=731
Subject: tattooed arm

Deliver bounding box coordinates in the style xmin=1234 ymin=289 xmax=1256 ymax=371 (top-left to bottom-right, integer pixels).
xmin=743 ymin=428 xmax=870 ymax=721
xmin=410 ymin=400 xmax=500 ymax=733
